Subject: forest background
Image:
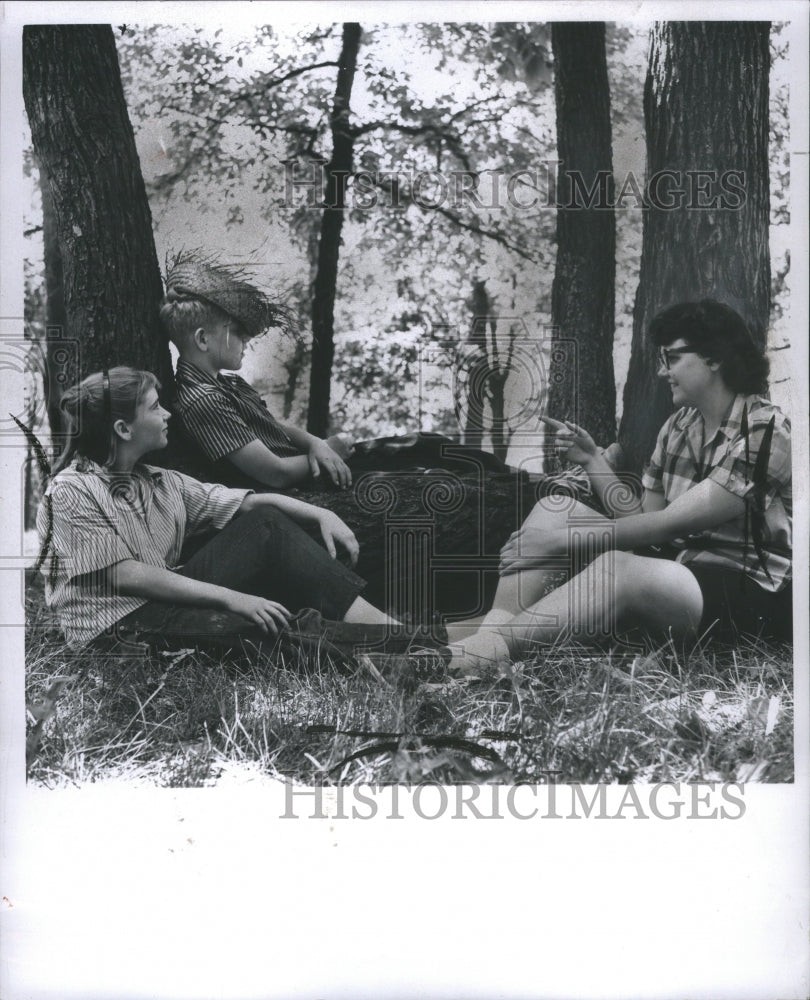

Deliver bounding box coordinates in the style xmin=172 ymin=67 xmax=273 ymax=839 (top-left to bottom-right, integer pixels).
xmin=21 ymin=19 xmax=793 ymax=484
xmin=17 ymin=13 xmax=802 ymax=786
xmin=4 ymin=10 xmax=809 ymax=1000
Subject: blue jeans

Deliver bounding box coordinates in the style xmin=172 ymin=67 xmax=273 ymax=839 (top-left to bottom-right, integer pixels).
xmin=114 ymin=507 xmax=366 ymax=651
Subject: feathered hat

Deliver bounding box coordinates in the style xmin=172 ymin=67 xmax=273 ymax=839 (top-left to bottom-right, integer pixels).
xmin=163 ymin=250 xmax=293 ymax=339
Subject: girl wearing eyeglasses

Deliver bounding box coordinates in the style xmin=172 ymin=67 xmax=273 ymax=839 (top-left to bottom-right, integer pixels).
xmin=438 ymin=299 xmax=791 ymax=674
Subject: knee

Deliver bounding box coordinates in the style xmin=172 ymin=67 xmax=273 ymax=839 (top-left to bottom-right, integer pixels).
xmin=613 ymin=557 xmax=703 ymax=632
xmin=526 ymin=497 xmax=606 ymax=532
xmin=588 ymin=549 xmax=633 ymax=578
xmin=228 ymin=506 xmax=307 ymax=556
xmin=527 ymin=496 xmax=579 ymax=528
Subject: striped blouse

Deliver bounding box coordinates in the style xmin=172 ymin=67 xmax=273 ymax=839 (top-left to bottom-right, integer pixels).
xmin=173 ymin=360 xmax=299 ymax=464
xmin=37 ymin=456 xmax=250 ymax=646
xmin=641 ymin=394 xmax=791 ymax=592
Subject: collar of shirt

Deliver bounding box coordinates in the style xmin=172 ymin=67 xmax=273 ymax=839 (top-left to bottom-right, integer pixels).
xmin=717 ymin=393 xmax=748 ymax=439
xmin=175 ymin=358 xmax=245 ymax=395
xmin=175 ymin=358 xmax=224 ymax=388
xmin=70 ymin=454 xmax=164 ymax=484
xmin=673 ymin=394 xmax=746 ymax=453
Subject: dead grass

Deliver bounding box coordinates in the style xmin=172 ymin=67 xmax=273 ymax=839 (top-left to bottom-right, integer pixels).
xmin=24 ymin=574 xmax=794 ymax=787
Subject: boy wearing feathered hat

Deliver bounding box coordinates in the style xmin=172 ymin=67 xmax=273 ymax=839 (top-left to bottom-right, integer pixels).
xmin=161 ymin=251 xmax=353 ymax=490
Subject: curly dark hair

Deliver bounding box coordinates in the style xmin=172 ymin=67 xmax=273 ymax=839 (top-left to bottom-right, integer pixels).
xmin=648 ymin=299 xmax=769 ymax=395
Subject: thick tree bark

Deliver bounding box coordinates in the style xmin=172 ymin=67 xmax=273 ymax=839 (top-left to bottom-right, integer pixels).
xmin=488 ymin=370 xmax=509 ymax=465
xmin=548 ymin=23 xmax=616 ymax=450
xmin=618 ymin=22 xmax=771 ymax=473
xmin=307 ymin=23 xmax=362 ymax=438
xmin=23 ymin=25 xmax=171 ymax=391
xmin=39 ymin=170 xmax=67 ymax=443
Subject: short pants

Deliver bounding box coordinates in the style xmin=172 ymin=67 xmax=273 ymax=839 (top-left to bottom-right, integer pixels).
xmin=640 ymin=545 xmax=792 ymax=641
xmin=685 ymin=562 xmax=792 ymax=641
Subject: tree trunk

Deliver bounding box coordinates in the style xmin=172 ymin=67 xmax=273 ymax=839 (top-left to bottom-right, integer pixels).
xmin=463 ymin=280 xmax=512 ymax=463
xmin=38 ymin=169 xmax=76 ymax=449
xmin=24 ymin=450 xmax=37 ymax=530
xmin=548 ymin=23 xmax=616 ymax=452
xmin=23 ymin=25 xmax=171 ymax=391
xmin=489 ymin=377 xmax=508 ymax=465
xmin=618 ymin=22 xmax=771 ymax=473
xmin=463 ymin=279 xmax=491 ymax=450
xmin=483 ymin=302 xmax=510 ymax=466
xmin=307 ymin=23 xmax=362 ymax=438
xmin=281 ymin=340 xmax=308 ymax=421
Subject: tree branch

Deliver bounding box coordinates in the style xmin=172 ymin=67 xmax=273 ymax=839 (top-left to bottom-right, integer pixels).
xmin=353 ymin=119 xmax=447 ymax=138
xmin=160 ymin=103 xmax=320 ymax=156
xmin=353 ymin=120 xmax=473 ymax=171
xmin=429 ymin=204 xmax=536 ymax=262
xmin=231 ymin=61 xmax=340 ymax=104
xmin=161 ymin=103 xmax=230 ymax=127
xmin=445 ymin=94 xmax=503 ymax=121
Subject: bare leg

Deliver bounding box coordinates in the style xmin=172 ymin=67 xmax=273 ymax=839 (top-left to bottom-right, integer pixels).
xmin=446 ymin=498 xmax=611 ymax=642
xmin=490 ymin=497 xmax=611 ymax=614
xmin=450 ymin=552 xmax=704 ymax=673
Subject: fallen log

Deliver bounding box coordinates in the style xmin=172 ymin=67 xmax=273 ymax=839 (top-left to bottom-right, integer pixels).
xmin=168 ymin=429 xmax=596 ymax=619
xmin=294 ymin=469 xmax=591 ymax=619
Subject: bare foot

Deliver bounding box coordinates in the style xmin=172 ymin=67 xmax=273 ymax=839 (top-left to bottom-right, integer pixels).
xmin=446 ymin=630 xmax=511 ymax=677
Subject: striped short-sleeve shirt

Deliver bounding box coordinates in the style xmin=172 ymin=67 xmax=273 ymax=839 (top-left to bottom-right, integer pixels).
xmin=641 ymin=394 xmax=791 ymax=592
xmin=36 ymin=456 xmax=250 ymax=646
xmin=173 ymin=360 xmax=299 ymax=464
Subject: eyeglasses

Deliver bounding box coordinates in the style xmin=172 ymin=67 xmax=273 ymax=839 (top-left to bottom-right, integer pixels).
xmin=658 ymin=347 xmax=698 ymax=370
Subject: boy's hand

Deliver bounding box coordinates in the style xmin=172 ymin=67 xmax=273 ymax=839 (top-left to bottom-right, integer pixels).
xmin=308 ymin=439 xmax=352 ymax=488
xmin=325 ymin=434 xmax=355 ymax=461
xmin=317 ymin=511 xmax=359 ymax=566
xmin=223 ymin=592 xmax=291 ymax=634
xmin=540 ymin=416 xmax=598 ymax=467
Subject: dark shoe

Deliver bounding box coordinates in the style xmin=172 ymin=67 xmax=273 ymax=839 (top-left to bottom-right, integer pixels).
xmin=285 ymin=608 xmax=449 ymax=660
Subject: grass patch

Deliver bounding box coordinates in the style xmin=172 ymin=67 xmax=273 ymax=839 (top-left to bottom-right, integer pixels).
xmin=24 ymin=573 xmax=794 ymax=786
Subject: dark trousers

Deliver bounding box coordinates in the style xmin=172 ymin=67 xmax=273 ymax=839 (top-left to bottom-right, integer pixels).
xmin=114 ymin=507 xmax=366 ymax=651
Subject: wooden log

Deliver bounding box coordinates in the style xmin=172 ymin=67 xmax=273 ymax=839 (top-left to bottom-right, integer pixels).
xmin=294 ymin=470 xmax=588 ymax=619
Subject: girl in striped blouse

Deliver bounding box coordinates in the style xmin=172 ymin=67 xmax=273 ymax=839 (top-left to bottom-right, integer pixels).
xmin=37 ymin=367 xmax=398 ymax=653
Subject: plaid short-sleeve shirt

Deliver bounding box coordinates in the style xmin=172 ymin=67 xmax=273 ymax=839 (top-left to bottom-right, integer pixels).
xmin=37 ymin=456 xmax=250 ymax=646
xmin=173 ymin=360 xmax=299 ymax=463
xmin=641 ymin=394 xmax=791 ymax=592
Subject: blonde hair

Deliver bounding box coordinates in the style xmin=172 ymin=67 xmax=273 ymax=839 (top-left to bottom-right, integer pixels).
xmin=52 ymin=367 xmax=160 ymax=474
xmin=159 ymin=296 xmax=232 ymax=349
